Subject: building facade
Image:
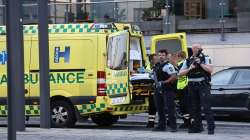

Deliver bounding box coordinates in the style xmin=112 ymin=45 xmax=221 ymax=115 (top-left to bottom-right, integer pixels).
xmin=0 ymin=0 xmax=153 ymax=25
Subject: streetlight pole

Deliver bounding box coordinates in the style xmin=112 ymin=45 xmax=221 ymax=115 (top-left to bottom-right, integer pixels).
xmin=220 ymin=0 xmax=226 ymax=41
xmin=54 ymin=0 xmax=57 ymax=23
xmin=164 ymin=0 xmax=176 ymax=33
xmin=164 ymin=0 xmax=171 ymax=33
xmin=39 ymin=0 xmax=51 ymax=128
xmin=2 ymin=0 xmax=6 ymax=25
xmin=114 ymin=2 xmax=118 ymax=22
xmin=6 ymin=0 xmax=25 ymax=139
xmin=65 ymin=4 xmax=69 ymax=23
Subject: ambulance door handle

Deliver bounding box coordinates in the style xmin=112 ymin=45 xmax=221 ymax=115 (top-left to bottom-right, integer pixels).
xmin=88 ymin=74 xmax=94 ymax=77
xmin=25 ymin=89 xmax=29 ymax=94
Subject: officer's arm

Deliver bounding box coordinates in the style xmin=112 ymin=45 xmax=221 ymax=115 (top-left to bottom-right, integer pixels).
xmin=179 ymin=67 xmax=191 ymax=76
xmin=179 ymin=60 xmax=193 ymax=76
xmin=164 ymin=74 xmax=177 ymax=84
xmin=200 ymin=64 xmax=213 ymax=74
xmin=200 ymin=56 xmax=213 ymax=74
xmin=162 ymin=64 xmax=177 ymax=83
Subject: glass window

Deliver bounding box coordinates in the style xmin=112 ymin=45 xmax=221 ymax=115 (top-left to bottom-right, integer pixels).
xmin=23 ymin=0 xmax=38 ymax=20
xmin=107 ymin=33 xmax=128 ymax=70
xmin=211 ymin=69 xmax=235 ymax=85
xmin=234 ymin=70 xmax=250 ymax=85
xmin=174 ymin=0 xmax=244 ymax=33
xmin=130 ymin=37 xmax=143 ymax=72
xmin=156 ymin=39 xmax=182 ymax=54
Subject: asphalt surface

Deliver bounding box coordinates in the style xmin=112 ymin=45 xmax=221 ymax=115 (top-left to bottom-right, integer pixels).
xmin=1 ymin=114 xmax=250 ymax=140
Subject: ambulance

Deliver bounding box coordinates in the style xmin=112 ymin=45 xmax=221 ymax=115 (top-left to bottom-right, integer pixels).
xmin=0 ymin=23 xmax=149 ymax=127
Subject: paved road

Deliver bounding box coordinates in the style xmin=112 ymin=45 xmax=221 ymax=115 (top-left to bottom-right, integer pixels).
xmin=1 ymin=114 xmax=250 ymax=140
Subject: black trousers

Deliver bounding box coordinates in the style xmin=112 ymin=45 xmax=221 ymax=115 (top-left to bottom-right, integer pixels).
xmin=178 ymin=86 xmax=191 ymax=117
xmin=148 ymin=94 xmax=157 ymax=116
xmin=188 ymin=81 xmax=215 ymax=130
xmin=154 ymin=87 xmax=177 ymax=129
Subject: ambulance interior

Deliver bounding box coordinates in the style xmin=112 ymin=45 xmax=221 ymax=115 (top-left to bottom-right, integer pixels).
xmin=129 ymin=37 xmax=143 ymax=74
xmin=129 ymin=37 xmax=154 ymax=98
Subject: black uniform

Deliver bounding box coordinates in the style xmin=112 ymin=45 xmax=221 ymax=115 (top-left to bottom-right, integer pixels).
xmin=153 ymin=62 xmax=177 ymax=131
xmin=181 ymin=54 xmax=215 ymax=134
xmin=146 ymin=93 xmax=157 ymax=128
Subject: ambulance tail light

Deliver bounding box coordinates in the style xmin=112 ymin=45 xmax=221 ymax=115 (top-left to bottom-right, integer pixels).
xmin=97 ymin=71 xmax=107 ymax=96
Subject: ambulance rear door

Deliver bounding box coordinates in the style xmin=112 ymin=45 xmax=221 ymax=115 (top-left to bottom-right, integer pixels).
xmin=106 ymin=31 xmax=131 ymax=105
xmin=150 ymin=33 xmax=188 ymax=56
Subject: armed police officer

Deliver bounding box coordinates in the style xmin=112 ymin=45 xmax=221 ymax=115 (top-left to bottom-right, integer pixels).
xmin=179 ymin=44 xmax=215 ymax=135
xmin=152 ymin=50 xmax=177 ymax=132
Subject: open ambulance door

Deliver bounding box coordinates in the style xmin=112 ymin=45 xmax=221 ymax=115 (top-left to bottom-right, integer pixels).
xmin=150 ymin=33 xmax=188 ymax=56
xmin=106 ymin=31 xmax=131 ymax=105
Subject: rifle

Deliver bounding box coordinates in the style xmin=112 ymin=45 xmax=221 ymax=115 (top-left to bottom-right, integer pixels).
xmin=152 ymin=66 xmax=163 ymax=94
xmin=188 ymin=49 xmax=211 ymax=82
xmin=191 ymin=48 xmax=204 ymax=66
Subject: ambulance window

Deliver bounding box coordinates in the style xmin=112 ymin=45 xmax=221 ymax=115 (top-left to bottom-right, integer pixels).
xmin=130 ymin=37 xmax=143 ymax=72
xmin=156 ymin=39 xmax=182 ymax=54
xmin=107 ymin=34 xmax=128 ymax=70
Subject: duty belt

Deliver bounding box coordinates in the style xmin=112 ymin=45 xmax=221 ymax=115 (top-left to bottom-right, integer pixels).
xmin=188 ymin=77 xmax=205 ymax=82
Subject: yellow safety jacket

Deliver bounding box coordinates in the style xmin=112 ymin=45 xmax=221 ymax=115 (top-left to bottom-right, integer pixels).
xmin=177 ymin=60 xmax=188 ymax=90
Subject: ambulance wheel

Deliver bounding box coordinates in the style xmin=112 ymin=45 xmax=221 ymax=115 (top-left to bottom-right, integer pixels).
xmin=51 ymin=100 xmax=76 ymax=128
xmin=91 ymin=113 xmax=119 ymax=126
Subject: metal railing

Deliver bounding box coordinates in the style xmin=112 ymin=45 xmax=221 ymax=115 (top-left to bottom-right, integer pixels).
xmin=0 ymin=0 xmax=250 ymax=35
xmin=0 ymin=0 xmax=155 ymax=25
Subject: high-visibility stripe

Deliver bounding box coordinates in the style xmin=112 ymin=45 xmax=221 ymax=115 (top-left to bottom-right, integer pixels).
xmin=97 ymin=78 xmax=106 ymax=84
xmin=183 ymin=114 xmax=190 ymax=119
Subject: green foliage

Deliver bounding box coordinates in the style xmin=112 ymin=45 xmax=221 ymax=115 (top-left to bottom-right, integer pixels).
xmin=153 ymin=0 xmax=165 ymax=10
xmin=142 ymin=0 xmax=166 ymax=20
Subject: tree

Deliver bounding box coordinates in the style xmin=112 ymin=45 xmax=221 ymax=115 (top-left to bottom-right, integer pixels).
xmin=142 ymin=0 xmax=166 ymax=20
xmin=153 ymin=0 xmax=165 ymax=9
xmin=153 ymin=0 xmax=165 ymax=17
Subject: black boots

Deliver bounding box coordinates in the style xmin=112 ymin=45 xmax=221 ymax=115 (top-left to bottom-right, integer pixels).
xmin=208 ymin=129 xmax=214 ymax=135
xmin=152 ymin=126 xmax=166 ymax=131
xmin=188 ymin=127 xmax=204 ymax=133
xmin=188 ymin=124 xmax=215 ymax=135
xmin=146 ymin=121 xmax=155 ymax=128
xmin=146 ymin=115 xmax=156 ymax=128
xmin=188 ymin=124 xmax=204 ymax=133
xmin=179 ymin=119 xmax=191 ymax=129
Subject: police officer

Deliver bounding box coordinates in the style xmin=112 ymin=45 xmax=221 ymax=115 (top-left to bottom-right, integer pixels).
xmin=176 ymin=51 xmax=190 ymax=129
xmin=146 ymin=54 xmax=158 ymax=128
xmin=152 ymin=50 xmax=177 ymax=132
xmin=179 ymin=44 xmax=215 ymax=135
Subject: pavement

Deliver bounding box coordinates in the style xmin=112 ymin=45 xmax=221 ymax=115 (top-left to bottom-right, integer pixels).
xmin=1 ymin=114 xmax=250 ymax=140
xmin=0 ymin=127 xmax=249 ymax=140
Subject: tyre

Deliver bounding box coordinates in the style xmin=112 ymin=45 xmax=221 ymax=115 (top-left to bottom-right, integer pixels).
xmin=91 ymin=113 xmax=119 ymax=126
xmin=51 ymin=100 xmax=76 ymax=128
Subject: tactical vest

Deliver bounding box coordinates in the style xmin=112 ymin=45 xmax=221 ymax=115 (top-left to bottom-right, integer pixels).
xmin=186 ymin=56 xmax=211 ymax=81
xmin=155 ymin=62 xmax=170 ymax=82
